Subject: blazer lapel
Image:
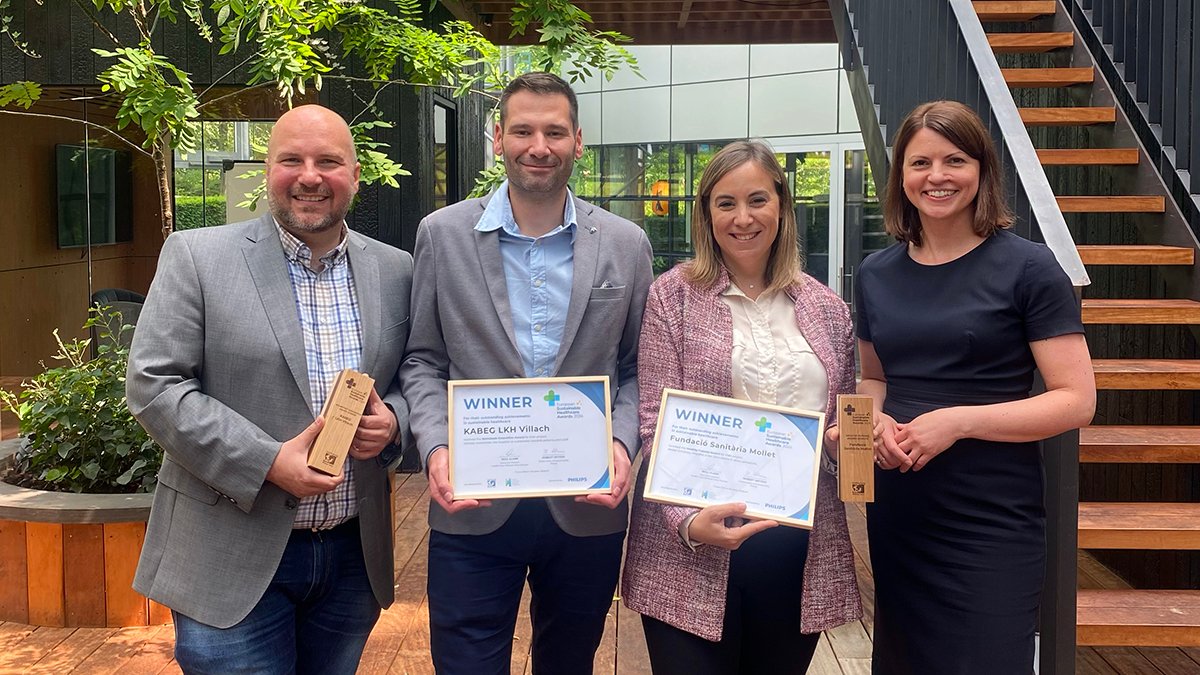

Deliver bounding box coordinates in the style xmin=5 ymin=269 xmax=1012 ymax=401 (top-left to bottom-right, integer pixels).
xmin=554 ymin=198 xmax=599 ymax=374
xmin=348 ymin=234 xmax=381 ymax=375
xmin=474 ymin=224 xmax=524 ymax=366
xmin=243 ymin=216 xmax=313 ymax=412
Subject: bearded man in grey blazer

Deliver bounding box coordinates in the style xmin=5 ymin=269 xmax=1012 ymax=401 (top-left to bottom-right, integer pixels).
xmin=127 ymin=105 xmax=410 ymax=674
xmin=401 ymin=72 xmax=653 ymax=674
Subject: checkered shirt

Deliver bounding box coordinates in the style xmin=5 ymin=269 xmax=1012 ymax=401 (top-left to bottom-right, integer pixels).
xmin=276 ymin=221 xmax=363 ymax=529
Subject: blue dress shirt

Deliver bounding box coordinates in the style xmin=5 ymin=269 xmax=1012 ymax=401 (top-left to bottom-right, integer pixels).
xmin=475 ymin=181 xmax=576 ymax=378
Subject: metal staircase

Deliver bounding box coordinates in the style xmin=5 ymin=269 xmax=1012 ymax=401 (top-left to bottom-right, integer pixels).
xmin=830 ymin=0 xmax=1200 ymax=669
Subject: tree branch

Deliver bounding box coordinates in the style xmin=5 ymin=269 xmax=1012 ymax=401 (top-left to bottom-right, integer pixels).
xmin=198 ymin=51 xmax=264 ymax=101
xmin=68 ymin=0 xmax=121 ymax=46
xmin=0 ymin=108 xmax=150 ymax=157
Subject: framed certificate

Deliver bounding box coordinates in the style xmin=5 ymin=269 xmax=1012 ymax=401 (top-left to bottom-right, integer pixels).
xmin=448 ymin=376 xmax=614 ymax=499
xmin=643 ymin=389 xmax=825 ymax=529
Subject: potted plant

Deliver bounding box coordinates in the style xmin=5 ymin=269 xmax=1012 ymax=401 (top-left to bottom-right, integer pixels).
xmin=0 ymin=307 xmax=165 ymax=628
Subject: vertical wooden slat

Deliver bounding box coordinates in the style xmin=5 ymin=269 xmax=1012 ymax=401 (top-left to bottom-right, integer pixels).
xmin=64 ymin=523 xmax=106 ymax=626
xmin=1121 ymin=0 xmax=1136 ymax=84
xmin=25 ymin=522 xmax=64 ymax=626
xmin=1142 ymin=0 xmax=1161 ymax=118
xmin=149 ymin=599 xmax=173 ymax=625
xmin=0 ymin=520 xmax=29 ymax=624
xmin=1191 ymin=1 xmax=1200 ymax=192
xmin=1177 ymin=0 xmax=1193 ymax=171
xmin=104 ymin=522 xmax=147 ymax=627
xmin=1162 ymin=0 xmax=1177 ymax=142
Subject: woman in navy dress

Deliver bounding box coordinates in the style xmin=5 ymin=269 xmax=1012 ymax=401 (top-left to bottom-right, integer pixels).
xmin=851 ymin=101 xmax=1095 ymax=674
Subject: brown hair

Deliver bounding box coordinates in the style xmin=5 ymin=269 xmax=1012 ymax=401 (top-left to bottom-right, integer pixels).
xmin=499 ymin=72 xmax=579 ymax=130
xmin=685 ymin=140 xmax=802 ymax=291
xmin=883 ymin=100 xmax=1013 ymax=245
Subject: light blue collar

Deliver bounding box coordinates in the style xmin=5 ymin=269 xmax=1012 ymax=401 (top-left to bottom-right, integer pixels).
xmin=475 ymin=180 xmax=577 ymax=240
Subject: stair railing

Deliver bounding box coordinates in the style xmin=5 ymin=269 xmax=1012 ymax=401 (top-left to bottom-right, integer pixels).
xmin=827 ymin=0 xmax=1086 ymax=673
xmin=1070 ymin=0 xmax=1200 ymax=235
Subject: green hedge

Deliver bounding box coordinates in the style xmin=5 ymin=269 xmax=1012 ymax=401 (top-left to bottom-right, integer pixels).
xmin=175 ymin=195 xmax=227 ymax=230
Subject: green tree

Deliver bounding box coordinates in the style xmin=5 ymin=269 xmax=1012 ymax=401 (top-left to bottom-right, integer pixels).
xmin=0 ymin=0 xmax=637 ymax=237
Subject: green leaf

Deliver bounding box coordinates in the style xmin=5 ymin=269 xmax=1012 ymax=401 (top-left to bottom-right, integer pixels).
xmin=0 ymin=81 xmax=41 ymax=109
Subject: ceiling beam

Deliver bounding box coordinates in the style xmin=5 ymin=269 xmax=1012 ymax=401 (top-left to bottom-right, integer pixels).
xmin=438 ymin=0 xmax=487 ymax=26
xmin=678 ymin=0 xmax=694 ymax=29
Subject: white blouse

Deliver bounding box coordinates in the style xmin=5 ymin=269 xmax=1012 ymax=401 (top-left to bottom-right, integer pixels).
xmin=719 ymin=285 xmax=829 ymax=412
xmin=677 ymin=284 xmax=832 ymax=548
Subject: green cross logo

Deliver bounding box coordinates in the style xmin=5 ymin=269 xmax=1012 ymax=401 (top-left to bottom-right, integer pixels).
xmin=755 ymin=417 xmax=771 ymax=432
xmin=544 ymin=389 xmax=560 ymax=406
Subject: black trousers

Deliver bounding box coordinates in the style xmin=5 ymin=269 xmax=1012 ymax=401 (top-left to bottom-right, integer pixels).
xmin=641 ymin=525 xmax=820 ymax=675
xmin=427 ymin=499 xmax=625 ymax=675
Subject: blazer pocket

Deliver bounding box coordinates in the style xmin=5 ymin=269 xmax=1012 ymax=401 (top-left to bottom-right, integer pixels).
xmin=157 ymin=459 xmax=220 ymax=506
xmin=381 ymin=316 xmax=411 ymax=343
xmin=589 ymin=285 xmax=626 ymax=301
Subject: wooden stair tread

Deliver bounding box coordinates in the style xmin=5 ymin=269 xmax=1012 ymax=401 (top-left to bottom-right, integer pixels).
xmin=1081 ymin=425 xmax=1200 ymax=463
xmin=1039 ymin=148 xmax=1139 ymax=165
xmin=1082 ymin=298 xmax=1200 ymax=324
xmin=1057 ymin=196 xmax=1166 ymax=212
xmin=1003 ymin=67 xmax=1093 ymax=87
xmin=1077 ymin=245 xmax=1194 ymax=265
xmin=1079 ymin=502 xmax=1200 ymax=549
xmin=988 ymin=32 xmax=1073 ymax=52
xmin=1077 ymin=589 xmax=1200 ymax=646
xmin=1093 ymin=360 xmax=1200 ymax=390
xmin=1020 ymin=107 xmax=1115 ymax=125
xmin=973 ymin=1 xmax=1057 ymax=21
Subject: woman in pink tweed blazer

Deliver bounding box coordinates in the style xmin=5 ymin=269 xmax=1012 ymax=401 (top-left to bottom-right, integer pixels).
xmin=622 ymin=141 xmax=862 ymax=674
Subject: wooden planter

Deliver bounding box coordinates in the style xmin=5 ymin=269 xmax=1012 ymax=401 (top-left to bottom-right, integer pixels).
xmin=0 ymin=438 xmax=168 ymax=627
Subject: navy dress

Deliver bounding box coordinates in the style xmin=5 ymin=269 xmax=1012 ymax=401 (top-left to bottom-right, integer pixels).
xmin=854 ymin=230 xmax=1083 ymax=675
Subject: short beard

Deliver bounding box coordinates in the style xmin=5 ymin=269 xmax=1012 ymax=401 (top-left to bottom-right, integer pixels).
xmin=267 ymin=192 xmax=345 ymax=235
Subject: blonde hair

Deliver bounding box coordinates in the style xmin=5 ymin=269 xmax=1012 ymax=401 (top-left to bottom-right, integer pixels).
xmin=685 ymin=140 xmax=802 ymax=291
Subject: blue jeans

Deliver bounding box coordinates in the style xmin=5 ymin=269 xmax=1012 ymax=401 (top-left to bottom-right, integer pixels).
xmin=427 ymin=499 xmax=625 ymax=675
xmin=173 ymin=518 xmax=381 ymax=675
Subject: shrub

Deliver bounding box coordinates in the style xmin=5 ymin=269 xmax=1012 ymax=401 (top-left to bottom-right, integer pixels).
xmin=175 ymin=195 xmax=226 ymax=230
xmin=0 ymin=308 xmax=160 ymax=493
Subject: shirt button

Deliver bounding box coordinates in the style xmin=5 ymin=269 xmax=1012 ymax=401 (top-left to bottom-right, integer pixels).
xmin=285 ymin=498 xmax=298 ymax=510
xmin=534 ymin=279 xmax=543 ymax=287
xmin=534 ymin=323 xmax=543 ymax=332
xmin=536 ymin=368 xmax=544 ymax=376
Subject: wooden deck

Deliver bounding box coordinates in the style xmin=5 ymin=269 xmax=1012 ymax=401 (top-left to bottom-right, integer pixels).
xmin=2 ymin=472 xmax=1199 ymax=673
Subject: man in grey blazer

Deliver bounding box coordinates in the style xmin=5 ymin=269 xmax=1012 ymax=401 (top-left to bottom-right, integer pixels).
xmin=401 ymin=72 xmax=653 ymax=674
xmin=127 ymin=105 xmax=410 ymax=674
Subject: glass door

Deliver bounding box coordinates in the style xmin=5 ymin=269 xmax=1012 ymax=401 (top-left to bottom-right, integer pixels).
xmin=841 ymin=148 xmax=885 ymax=301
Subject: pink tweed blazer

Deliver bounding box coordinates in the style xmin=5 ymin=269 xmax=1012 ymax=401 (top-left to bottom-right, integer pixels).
xmin=621 ymin=265 xmax=863 ymax=641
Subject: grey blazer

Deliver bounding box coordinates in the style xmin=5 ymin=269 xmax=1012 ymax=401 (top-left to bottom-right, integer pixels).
xmin=401 ymin=194 xmax=653 ymax=537
xmin=127 ymin=215 xmax=412 ymax=629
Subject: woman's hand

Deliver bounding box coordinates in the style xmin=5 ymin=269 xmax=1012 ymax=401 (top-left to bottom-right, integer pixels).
xmin=873 ymin=412 xmax=911 ymax=471
xmin=894 ymin=407 xmax=963 ymax=471
xmin=824 ymin=424 xmax=841 ymax=464
xmin=686 ymin=503 xmax=777 ymax=550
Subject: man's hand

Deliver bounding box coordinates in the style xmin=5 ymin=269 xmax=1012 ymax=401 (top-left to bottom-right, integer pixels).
xmin=266 ymin=417 xmax=344 ymax=497
xmin=576 ymin=440 xmax=632 ymax=509
xmin=427 ymin=446 xmax=492 ymax=514
xmin=350 ymin=388 xmax=397 ymax=461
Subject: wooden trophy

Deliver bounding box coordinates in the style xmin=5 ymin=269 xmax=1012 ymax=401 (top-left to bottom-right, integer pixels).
xmin=836 ymin=394 xmax=875 ymax=502
xmin=307 ymin=368 xmax=375 ymax=476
